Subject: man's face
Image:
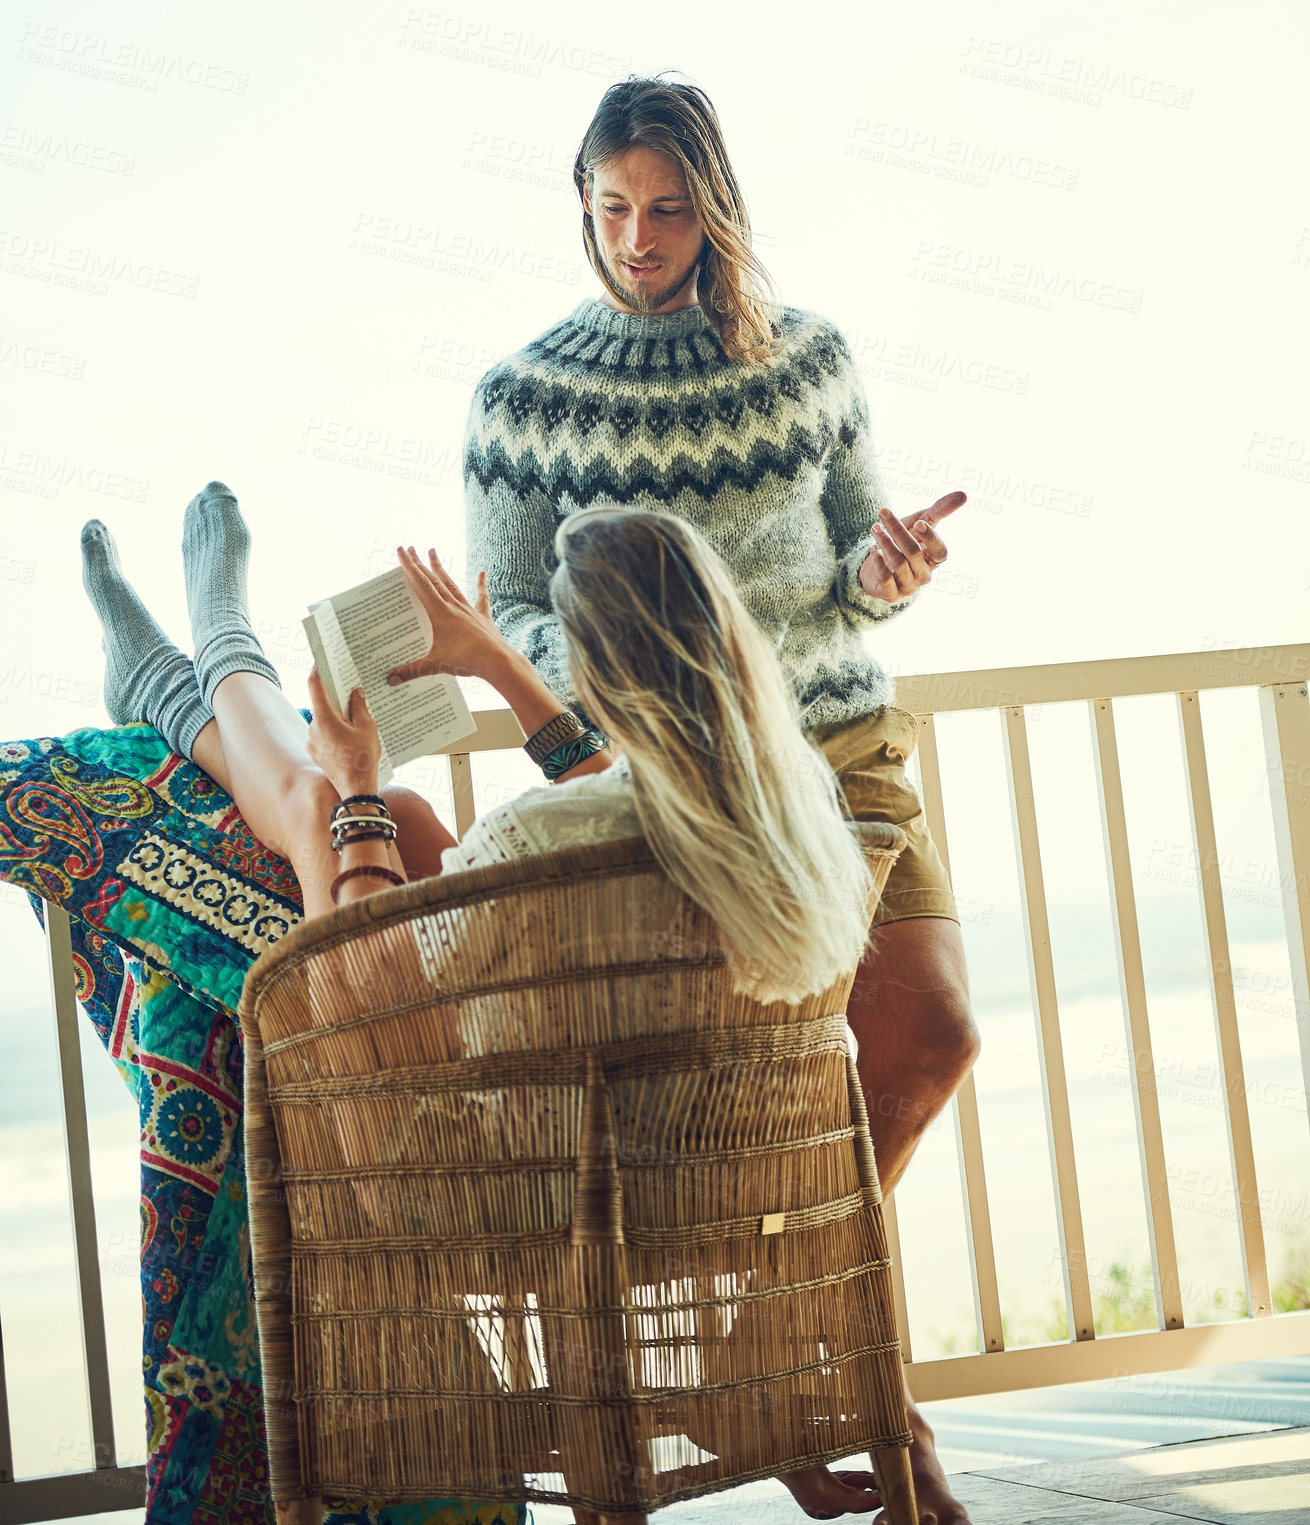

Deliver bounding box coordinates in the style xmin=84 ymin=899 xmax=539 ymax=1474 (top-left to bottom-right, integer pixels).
xmin=583 ymin=145 xmax=705 ymax=315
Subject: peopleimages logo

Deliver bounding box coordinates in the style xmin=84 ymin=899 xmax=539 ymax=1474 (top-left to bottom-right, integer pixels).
xmin=17 ymin=21 xmax=249 ymax=94
xmin=349 ymin=213 xmax=582 ymax=286
xmin=298 ymin=417 xmax=461 ymax=487
xmin=397 ymin=9 xmax=633 ymax=81
xmin=910 ymin=240 xmax=1143 ymax=314
xmin=0 ymin=443 xmax=149 ymax=500
xmin=0 ymin=665 xmax=100 ymax=706
xmin=461 ymin=130 xmax=573 ymax=193
xmin=847 ymin=119 xmax=1080 ymax=192
xmin=960 ymin=37 xmax=1193 ymax=110
xmin=871 ymin=446 xmax=1094 ymax=519
xmin=0 ymin=336 xmax=86 ymax=380
xmin=0 ymin=122 xmax=135 ymax=176
xmin=0 ymin=229 xmax=199 ymax=299
xmin=847 ymin=332 xmax=1030 ymax=396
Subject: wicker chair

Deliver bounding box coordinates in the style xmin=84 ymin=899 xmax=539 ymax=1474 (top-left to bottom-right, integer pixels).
xmin=239 ymin=823 xmax=916 ymax=1525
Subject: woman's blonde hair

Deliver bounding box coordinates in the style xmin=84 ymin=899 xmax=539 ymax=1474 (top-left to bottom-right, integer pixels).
xmin=574 ymin=75 xmax=782 ymax=366
xmin=550 ymin=508 xmax=874 ymax=1005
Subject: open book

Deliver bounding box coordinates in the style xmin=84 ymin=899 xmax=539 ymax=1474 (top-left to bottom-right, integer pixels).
xmin=303 ymin=565 xmax=476 ymax=787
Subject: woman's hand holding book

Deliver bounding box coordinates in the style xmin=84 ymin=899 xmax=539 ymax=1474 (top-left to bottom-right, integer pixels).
xmin=306 ymin=666 xmax=383 ymax=799
xmin=386 ymin=546 xmax=515 ymax=685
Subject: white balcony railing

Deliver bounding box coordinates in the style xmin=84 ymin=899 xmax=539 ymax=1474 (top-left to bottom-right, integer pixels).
xmin=5 ymin=643 xmax=1310 ymax=1518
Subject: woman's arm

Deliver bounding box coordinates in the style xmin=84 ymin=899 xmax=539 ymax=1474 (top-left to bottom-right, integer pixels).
xmin=305 ymin=668 xmax=407 ymax=911
xmin=479 ymin=645 xmax=611 ymax=781
xmin=388 ymin=547 xmax=611 ymax=783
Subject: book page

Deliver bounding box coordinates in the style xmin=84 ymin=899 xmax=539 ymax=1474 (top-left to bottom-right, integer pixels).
xmin=320 ymin=565 xmax=475 ymax=779
xmin=302 ymin=601 xmax=359 ymax=718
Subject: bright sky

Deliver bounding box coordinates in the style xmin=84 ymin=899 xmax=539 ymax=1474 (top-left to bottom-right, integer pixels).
xmin=1 ymin=0 xmax=1307 ymax=746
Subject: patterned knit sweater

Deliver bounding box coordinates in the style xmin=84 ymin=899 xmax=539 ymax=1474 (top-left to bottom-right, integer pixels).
xmin=464 ymin=298 xmax=914 ymax=732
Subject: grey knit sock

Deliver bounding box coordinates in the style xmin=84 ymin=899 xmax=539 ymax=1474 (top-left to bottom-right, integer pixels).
xmin=79 ymin=520 xmax=214 ymax=758
xmin=182 ymin=481 xmax=280 ymax=706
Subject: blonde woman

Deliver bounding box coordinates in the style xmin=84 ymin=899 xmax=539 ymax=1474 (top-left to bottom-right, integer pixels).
xmin=409 ymin=504 xmax=877 ymax=1008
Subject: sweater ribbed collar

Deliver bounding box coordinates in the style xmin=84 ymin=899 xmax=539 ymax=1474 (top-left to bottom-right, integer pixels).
xmin=567 ymin=298 xmax=714 ymax=341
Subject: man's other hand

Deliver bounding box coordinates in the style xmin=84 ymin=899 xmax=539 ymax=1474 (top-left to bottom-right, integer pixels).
xmin=858 ymin=491 xmax=967 ymax=602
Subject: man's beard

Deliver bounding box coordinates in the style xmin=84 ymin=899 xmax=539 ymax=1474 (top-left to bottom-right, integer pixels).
xmin=597 ymin=249 xmax=699 ymax=314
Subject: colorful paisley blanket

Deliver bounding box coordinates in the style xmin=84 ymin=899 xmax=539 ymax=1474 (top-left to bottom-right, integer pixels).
xmin=0 ymin=723 xmax=523 ymax=1525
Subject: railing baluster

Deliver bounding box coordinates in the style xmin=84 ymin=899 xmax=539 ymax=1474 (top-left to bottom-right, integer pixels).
xmin=1091 ymin=699 xmax=1183 ymax=1330
xmin=916 ymin=714 xmax=1005 ymax=1354
xmin=951 ymin=1081 xmax=1004 ymax=1354
xmin=1258 ymin=680 xmax=1310 ymax=1137
xmin=879 ymin=1193 xmax=913 ymax=1365
xmin=1177 ymin=692 xmax=1272 ymax=1317
xmin=44 ymin=904 xmax=117 ymax=1468
xmin=448 ymin=752 xmax=476 ymax=839
xmin=1002 ymin=706 xmax=1096 ymax=1341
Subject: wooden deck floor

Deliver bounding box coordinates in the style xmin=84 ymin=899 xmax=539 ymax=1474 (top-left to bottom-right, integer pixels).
xmin=945 ymin=1424 xmax=1310 ymax=1523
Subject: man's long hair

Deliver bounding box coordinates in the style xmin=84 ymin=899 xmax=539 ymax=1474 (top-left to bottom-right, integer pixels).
xmin=573 ymin=76 xmax=782 ymax=366
xmin=551 ymin=507 xmax=875 ymax=1006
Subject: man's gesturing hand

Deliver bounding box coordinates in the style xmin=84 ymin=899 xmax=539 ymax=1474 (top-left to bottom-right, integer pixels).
xmin=858 ymin=490 xmax=967 ymax=602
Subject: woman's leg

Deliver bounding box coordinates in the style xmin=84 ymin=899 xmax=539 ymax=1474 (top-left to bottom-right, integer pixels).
xmin=380 ymin=784 xmax=458 ymax=878
xmin=179 ymin=483 xmax=457 ymax=901
xmin=81 ymin=509 xmax=454 ymax=919
xmin=190 ymin=674 xmax=349 ymax=916
xmin=80 ymin=519 xmax=348 ymax=915
xmin=191 ymin=699 xmax=456 ymax=907
xmin=80 ymin=520 xmax=215 ymax=754
xmin=177 ymin=485 xmax=346 ymax=910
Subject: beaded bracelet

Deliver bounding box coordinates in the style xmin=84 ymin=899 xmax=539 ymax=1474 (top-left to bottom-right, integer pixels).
xmin=330 ymin=824 xmax=397 ymax=854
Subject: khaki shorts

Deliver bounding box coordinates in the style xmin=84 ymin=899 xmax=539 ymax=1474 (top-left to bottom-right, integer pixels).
xmin=812 ymin=705 xmax=959 ymax=927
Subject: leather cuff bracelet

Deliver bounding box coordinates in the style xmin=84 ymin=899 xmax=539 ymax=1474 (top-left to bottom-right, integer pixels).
xmin=524 ymin=711 xmax=591 ymax=767
xmin=541 ymin=730 xmax=608 ymax=781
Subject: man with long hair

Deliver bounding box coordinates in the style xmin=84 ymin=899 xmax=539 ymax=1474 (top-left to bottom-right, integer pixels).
xmin=465 ymin=75 xmax=975 ymax=1524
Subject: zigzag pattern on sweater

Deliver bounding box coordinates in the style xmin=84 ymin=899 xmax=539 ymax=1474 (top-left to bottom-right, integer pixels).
xmin=797 ymin=659 xmax=897 ymax=717
xmin=466 ymin=419 xmax=861 ymax=508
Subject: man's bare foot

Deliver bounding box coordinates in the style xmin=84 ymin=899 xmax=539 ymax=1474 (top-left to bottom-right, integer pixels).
xmin=791 ymin=1400 xmax=970 ymax=1523
xmin=898 ymin=1393 xmax=971 ymax=1524
xmin=774 ymin=1392 xmax=971 ymax=1523
xmin=777 ymin=1466 xmax=879 ymax=1518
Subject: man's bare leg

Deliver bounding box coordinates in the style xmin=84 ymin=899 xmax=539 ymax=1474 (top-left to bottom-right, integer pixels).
xmin=847 ymin=915 xmax=979 ymax=1525
xmin=776 ymin=917 xmax=976 ymax=1518
xmin=851 ymin=917 xmax=977 ymax=1192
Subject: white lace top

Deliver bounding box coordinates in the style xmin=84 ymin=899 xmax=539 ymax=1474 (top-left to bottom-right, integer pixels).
xmin=439 ymin=754 xmax=643 ymax=874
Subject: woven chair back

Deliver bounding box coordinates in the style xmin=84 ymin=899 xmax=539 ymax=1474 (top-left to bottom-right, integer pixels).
xmin=239 ymin=824 xmax=910 ymax=1514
